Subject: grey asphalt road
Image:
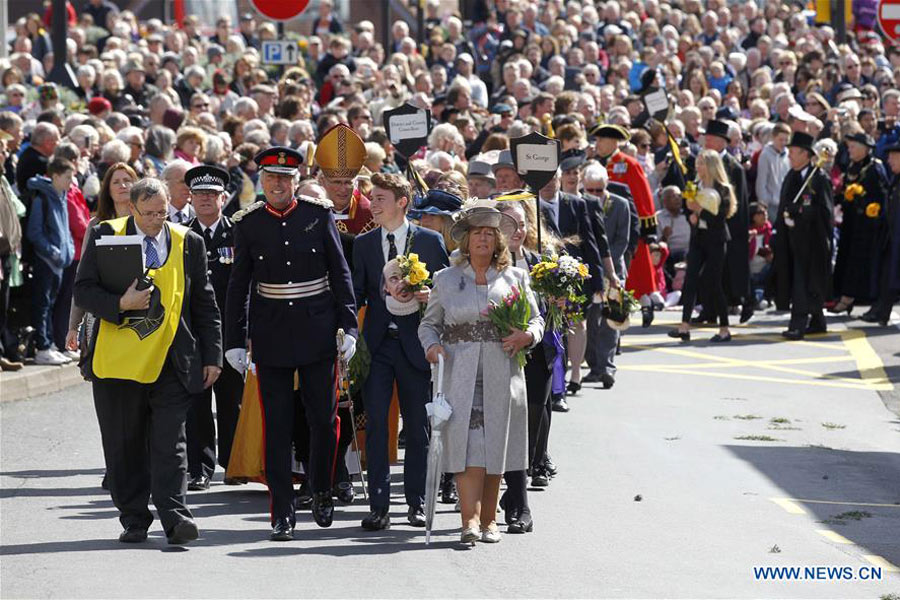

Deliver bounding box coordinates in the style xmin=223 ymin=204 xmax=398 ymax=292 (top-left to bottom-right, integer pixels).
xmin=1 ymin=311 xmax=899 ymax=599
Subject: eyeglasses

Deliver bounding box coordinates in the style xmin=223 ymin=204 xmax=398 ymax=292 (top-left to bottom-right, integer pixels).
xmin=113 ymin=180 xmax=134 ymax=188
xmin=639 ymin=143 xmax=651 ymax=149
xmin=584 ymin=187 xmax=604 ymax=194
xmin=133 ymin=207 xmax=168 ymax=219
xmin=192 ymin=102 xmax=209 ymax=109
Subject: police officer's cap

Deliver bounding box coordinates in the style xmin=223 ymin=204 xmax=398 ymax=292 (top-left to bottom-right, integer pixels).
xmin=589 ymin=123 xmax=631 ymax=141
xmin=185 ymin=164 xmax=230 ymax=192
xmin=255 ymin=146 xmax=303 ymax=175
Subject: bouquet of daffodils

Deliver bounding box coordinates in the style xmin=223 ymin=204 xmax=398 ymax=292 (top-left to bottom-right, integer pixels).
xmin=529 ymin=252 xmax=591 ymax=332
xmin=397 ymin=253 xmax=432 ymax=290
xmin=484 ymin=286 xmax=532 ymax=368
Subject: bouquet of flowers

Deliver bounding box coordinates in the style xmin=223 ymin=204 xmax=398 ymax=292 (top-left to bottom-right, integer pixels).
xmin=601 ymin=286 xmax=639 ymax=331
xmin=397 ymin=253 xmax=431 ymax=290
xmin=529 ymin=252 xmax=591 ymax=332
xmin=844 ymin=183 xmax=864 ymax=202
xmin=682 ymin=181 xmax=698 ymax=203
xmin=484 ymin=286 xmax=532 ymax=368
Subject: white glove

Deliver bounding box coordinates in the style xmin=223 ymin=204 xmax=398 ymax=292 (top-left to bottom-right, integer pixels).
xmin=340 ymin=334 xmax=356 ymax=363
xmin=225 ymin=348 xmax=248 ymax=376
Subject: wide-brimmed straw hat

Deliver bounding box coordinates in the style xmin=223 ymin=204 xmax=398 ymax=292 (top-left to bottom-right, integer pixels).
xmin=449 ymin=199 xmax=518 ymax=243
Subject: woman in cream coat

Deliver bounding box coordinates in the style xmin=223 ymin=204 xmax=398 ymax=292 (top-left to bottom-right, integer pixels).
xmin=419 ymin=201 xmax=544 ymax=544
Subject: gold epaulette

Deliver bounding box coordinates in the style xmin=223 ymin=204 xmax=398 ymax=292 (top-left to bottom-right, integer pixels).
xmin=299 ymin=194 xmax=334 ymax=209
xmin=232 ymin=200 xmax=265 ymax=222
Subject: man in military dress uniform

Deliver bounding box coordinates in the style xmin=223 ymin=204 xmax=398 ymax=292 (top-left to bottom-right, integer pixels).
xmin=292 ymin=123 xmax=373 ymax=506
xmin=224 ymin=146 xmax=358 ymax=540
xmin=592 ymin=124 xmax=659 ymax=327
xmin=778 ymin=132 xmax=834 ymax=340
xmin=184 ymin=165 xmax=243 ymax=490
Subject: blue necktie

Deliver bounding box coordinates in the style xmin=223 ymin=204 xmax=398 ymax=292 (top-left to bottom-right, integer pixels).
xmin=144 ymin=236 xmax=160 ymax=268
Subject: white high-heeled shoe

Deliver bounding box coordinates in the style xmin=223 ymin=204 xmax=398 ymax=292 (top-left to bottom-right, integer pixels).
xmin=480 ymin=526 xmax=501 ymax=543
xmin=460 ymin=526 xmax=479 ymax=544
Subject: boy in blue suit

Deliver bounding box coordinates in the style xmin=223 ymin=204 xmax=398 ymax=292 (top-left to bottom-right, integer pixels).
xmin=352 ymin=173 xmax=449 ymax=530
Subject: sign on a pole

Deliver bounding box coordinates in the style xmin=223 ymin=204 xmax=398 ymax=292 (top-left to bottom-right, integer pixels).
xmin=878 ymin=0 xmax=900 ymax=42
xmin=261 ymin=40 xmax=300 ymax=65
xmin=509 ymin=131 xmax=560 ymax=192
xmin=383 ymin=103 xmax=432 ymax=158
xmin=250 ymin=0 xmax=310 ymax=22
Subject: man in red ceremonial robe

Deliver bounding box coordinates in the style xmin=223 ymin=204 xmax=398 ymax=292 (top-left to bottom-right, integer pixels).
xmin=592 ymin=124 xmax=659 ymax=327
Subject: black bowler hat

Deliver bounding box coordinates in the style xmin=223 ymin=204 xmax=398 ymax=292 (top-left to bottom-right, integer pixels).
xmin=845 ymin=132 xmax=876 ymax=148
xmin=185 ymin=165 xmax=230 ymax=192
xmin=255 ymin=146 xmax=303 ymax=174
xmin=705 ymin=120 xmax=731 ymax=141
xmin=560 ymin=149 xmax=587 ymax=171
xmin=787 ymin=131 xmax=815 ymax=154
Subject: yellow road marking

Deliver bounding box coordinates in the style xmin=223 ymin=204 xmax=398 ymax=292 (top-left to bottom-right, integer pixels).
xmin=840 ymin=330 xmax=893 ymax=391
xmin=618 ymin=328 xmax=893 ymax=391
xmin=816 ymin=529 xmax=854 ymax=544
xmin=620 ymin=365 xmax=874 ymax=391
xmin=862 ymin=555 xmax=900 ymax=572
xmin=771 ymin=497 xmax=807 ymax=514
xmin=788 ymin=498 xmax=900 ymax=509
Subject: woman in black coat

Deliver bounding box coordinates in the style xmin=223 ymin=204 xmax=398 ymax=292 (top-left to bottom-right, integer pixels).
xmin=669 ymin=150 xmax=737 ymax=342
xmin=831 ymin=133 xmax=889 ymax=312
xmin=498 ymin=199 xmax=561 ymax=534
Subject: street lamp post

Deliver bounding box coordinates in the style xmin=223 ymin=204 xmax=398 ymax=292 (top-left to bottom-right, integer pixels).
xmin=47 ymin=0 xmax=77 ymax=89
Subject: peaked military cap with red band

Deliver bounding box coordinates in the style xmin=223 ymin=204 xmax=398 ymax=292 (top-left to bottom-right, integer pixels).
xmin=255 ymin=146 xmax=303 ymax=174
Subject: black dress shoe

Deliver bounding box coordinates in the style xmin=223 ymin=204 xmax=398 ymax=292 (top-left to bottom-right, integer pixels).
xmin=860 ymin=312 xmax=889 ymax=326
xmin=551 ymin=398 xmax=570 ymax=412
xmin=781 ymin=329 xmax=804 ymax=341
xmin=270 ymin=517 xmax=294 ymax=541
xmin=566 ymin=380 xmax=581 ymax=395
xmin=582 ymin=371 xmax=603 ymax=383
xmin=641 ymin=305 xmax=654 ymax=328
xmin=187 ymin=474 xmax=210 ymax=491
xmin=667 ymin=328 xmax=690 ymax=341
xmin=531 ymin=467 xmax=550 ymax=487
xmin=739 ymin=304 xmax=754 ymax=324
xmin=333 ymin=481 xmax=355 ymax=504
xmin=600 ymin=373 xmax=615 ymax=389
xmin=805 ymin=324 xmax=827 ymax=335
xmin=294 ymin=480 xmax=312 ymax=509
xmin=710 ymin=333 xmax=732 ymax=343
xmin=361 ymin=507 xmax=391 ymax=531
xmin=223 ymin=477 xmax=245 ymax=486
xmin=407 ymin=506 xmax=426 ymax=527
xmin=118 ymin=526 xmax=148 ymax=543
xmin=166 ymin=519 xmax=199 ymax=545
xmin=312 ymin=491 xmax=334 ymax=528
xmin=440 ymin=473 xmax=458 ymax=504
xmin=507 ymin=509 xmax=534 ymax=534
xmin=542 ymin=455 xmax=558 ymax=477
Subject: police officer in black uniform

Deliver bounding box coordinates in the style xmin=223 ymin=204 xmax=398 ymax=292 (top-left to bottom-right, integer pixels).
xmin=184 ymin=165 xmax=243 ymax=490
xmin=224 ymin=147 xmax=358 ymax=540
xmin=778 ymin=132 xmax=834 ymax=340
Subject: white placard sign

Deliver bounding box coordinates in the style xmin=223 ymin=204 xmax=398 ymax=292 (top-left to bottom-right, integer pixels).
xmin=643 ymin=88 xmax=669 ymax=117
xmin=388 ymin=111 xmax=429 ymax=144
xmin=516 ymin=144 xmax=558 ymax=174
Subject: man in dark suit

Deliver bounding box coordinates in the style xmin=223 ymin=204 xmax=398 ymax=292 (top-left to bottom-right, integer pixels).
xmin=353 ymin=172 xmax=449 ymax=531
xmin=703 ymin=120 xmax=753 ymax=323
xmin=74 ymin=177 xmax=222 ymax=545
xmin=184 ymin=165 xmax=242 ymax=491
xmin=538 ymin=171 xmax=603 ymax=406
xmin=779 ymin=132 xmax=834 ymax=340
xmin=225 ymin=147 xmax=358 ymax=540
